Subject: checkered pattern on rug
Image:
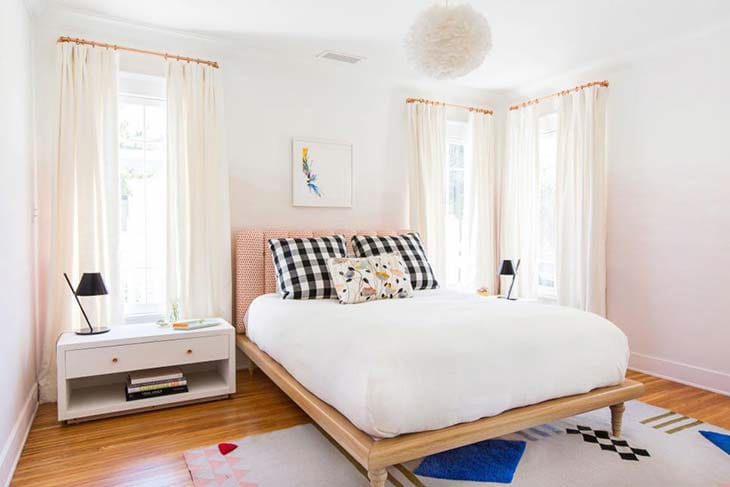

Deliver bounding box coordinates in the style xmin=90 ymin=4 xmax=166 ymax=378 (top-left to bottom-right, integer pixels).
xmin=268 ymin=235 xmax=347 ymax=299
xmin=351 ymin=232 xmax=438 ymax=290
xmin=567 ymin=425 xmax=651 ymax=461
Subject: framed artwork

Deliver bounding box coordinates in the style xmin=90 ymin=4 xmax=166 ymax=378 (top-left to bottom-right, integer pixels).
xmin=292 ymin=137 xmax=352 ymax=207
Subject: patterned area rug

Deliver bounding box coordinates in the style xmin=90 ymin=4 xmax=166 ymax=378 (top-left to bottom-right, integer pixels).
xmin=184 ymin=400 xmax=730 ymax=486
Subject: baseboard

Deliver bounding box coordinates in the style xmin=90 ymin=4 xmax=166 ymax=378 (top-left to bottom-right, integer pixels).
xmin=0 ymin=383 xmax=38 ymax=487
xmin=629 ymin=352 xmax=730 ymax=397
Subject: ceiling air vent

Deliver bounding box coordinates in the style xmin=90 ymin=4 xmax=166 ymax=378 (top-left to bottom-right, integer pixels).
xmin=316 ymin=51 xmax=366 ymax=64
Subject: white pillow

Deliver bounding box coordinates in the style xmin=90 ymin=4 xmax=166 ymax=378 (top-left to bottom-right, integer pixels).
xmin=327 ymin=253 xmax=414 ymax=304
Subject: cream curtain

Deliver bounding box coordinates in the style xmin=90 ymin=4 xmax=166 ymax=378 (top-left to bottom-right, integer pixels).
xmin=39 ymin=44 xmax=121 ymax=401
xmin=407 ymin=102 xmax=447 ymax=281
xmin=166 ymin=61 xmax=231 ymax=322
xmin=556 ymin=86 xmax=608 ymax=315
xmin=462 ymin=111 xmax=498 ymax=292
xmin=501 ymin=105 xmax=540 ymax=298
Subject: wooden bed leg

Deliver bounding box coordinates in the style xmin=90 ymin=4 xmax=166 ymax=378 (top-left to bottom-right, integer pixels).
xmin=610 ymin=402 xmax=626 ymax=436
xmin=368 ymin=468 xmax=388 ymax=487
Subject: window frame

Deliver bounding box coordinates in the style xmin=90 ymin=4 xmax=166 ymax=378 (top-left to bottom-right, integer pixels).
xmin=118 ymin=72 xmax=167 ymax=324
xmin=537 ymin=110 xmax=558 ymax=301
xmin=445 ymin=120 xmax=467 ymax=287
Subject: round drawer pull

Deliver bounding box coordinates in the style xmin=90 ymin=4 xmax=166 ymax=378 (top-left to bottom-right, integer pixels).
xmin=186 ymin=349 xmax=193 ymax=354
xmin=112 ymin=357 xmax=118 ymax=363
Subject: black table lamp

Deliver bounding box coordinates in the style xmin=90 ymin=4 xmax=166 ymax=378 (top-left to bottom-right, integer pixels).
xmin=64 ymin=272 xmax=111 ymax=335
xmin=499 ymin=259 xmax=521 ymax=301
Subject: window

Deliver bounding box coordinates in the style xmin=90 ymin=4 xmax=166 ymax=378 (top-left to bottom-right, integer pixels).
xmin=445 ymin=121 xmax=466 ymax=287
xmin=537 ymin=112 xmax=558 ymax=299
xmin=119 ymin=73 xmax=166 ymax=322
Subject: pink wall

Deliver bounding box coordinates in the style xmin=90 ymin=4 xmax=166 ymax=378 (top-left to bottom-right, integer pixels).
xmin=604 ymin=26 xmax=730 ymax=394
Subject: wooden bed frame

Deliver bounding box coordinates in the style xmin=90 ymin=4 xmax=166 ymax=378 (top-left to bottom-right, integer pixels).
xmin=233 ymin=230 xmax=645 ymax=486
xmin=238 ymin=334 xmax=644 ymax=487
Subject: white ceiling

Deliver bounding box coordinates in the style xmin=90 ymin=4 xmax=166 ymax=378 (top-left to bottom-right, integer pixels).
xmin=45 ymin=0 xmax=730 ymax=90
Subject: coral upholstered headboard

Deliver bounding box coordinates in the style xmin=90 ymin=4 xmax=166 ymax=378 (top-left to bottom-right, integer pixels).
xmin=233 ymin=228 xmax=410 ymax=333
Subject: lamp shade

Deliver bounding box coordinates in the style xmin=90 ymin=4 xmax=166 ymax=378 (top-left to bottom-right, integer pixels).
xmin=75 ymin=273 xmax=108 ymax=296
xmin=499 ymin=260 xmax=515 ymax=276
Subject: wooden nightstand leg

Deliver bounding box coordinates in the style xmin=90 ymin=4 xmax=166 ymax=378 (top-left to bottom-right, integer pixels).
xmin=610 ymin=402 xmax=626 ymax=437
xmin=247 ymin=359 xmax=256 ymax=376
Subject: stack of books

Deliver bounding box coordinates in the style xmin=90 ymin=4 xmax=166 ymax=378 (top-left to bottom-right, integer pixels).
xmin=126 ymin=367 xmax=188 ymax=401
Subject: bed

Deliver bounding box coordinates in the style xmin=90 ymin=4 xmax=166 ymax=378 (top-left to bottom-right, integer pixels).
xmin=234 ymin=229 xmax=644 ymax=487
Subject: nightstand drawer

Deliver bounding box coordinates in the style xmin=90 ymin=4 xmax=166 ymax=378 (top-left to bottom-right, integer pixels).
xmin=65 ymin=335 xmax=229 ymax=379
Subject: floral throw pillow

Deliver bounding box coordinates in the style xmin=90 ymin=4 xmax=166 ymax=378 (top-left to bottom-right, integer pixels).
xmin=327 ymin=253 xmax=414 ymax=304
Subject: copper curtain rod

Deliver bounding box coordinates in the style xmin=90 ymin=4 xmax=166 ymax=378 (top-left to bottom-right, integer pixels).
xmin=509 ymin=80 xmax=608 ymax=111
xmin=57 ymin=36 xmax=220 ymax=69
xmin=406 ymin=97 xmax=494 ymax=115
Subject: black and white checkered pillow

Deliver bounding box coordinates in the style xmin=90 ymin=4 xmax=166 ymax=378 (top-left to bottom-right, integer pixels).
xmin=268 ymin=235 xmax=347 ymax=299
xmin=351 ymin=233 xmax=439 ymax=290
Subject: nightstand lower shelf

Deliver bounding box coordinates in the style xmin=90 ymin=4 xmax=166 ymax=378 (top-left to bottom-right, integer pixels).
xmin=66 ymin=369 xmax=230 ymax=421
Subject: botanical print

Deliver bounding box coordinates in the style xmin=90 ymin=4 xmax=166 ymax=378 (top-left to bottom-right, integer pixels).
xmin=328 ymin=253 xmax=414 ymax=304
xmin=292 ymin=137 xmax=351 ymax=207
xmin=301 ymin=147 xmax=322 ymax=197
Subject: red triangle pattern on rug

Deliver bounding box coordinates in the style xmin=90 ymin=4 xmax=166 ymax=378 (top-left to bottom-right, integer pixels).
xmin=218 ymin=443 xmax=238 ymax=455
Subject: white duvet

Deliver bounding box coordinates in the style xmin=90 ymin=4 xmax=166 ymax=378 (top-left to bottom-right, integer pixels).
xmin=246 ymin=289 xmax=629 ymax=438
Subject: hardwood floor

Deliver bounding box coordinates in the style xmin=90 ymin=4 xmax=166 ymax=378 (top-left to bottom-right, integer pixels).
xmin=12 ymin=369 xmax=730 ymax=486
xmin=12 ymin=371 xmax=309 ymax=487
xmin=625 ymin=369 xmax=730 ymax=428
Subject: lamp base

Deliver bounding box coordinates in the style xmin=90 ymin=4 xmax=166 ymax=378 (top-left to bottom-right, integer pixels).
xmin=498 ymin=296 xmax=518 ymax=301
xmin=75 ymin=326 xmax=111 ymax=335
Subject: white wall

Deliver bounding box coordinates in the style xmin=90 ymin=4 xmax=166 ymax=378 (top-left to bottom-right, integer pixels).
xmin=225 ymin=61 xmax=433 ymax=230
xmin=511 ymin=23 xmax=730 ymax=394
xmin=0 ymin=0 xmax=39 ymax=485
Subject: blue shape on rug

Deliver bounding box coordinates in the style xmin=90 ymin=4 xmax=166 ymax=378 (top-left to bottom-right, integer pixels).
xmin=699 ymin=430 xmax=730 ymax=455
xmin=414 ymin=439 xmax=526 ymax=483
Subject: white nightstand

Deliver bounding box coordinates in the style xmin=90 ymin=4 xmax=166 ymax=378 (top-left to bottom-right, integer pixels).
xmin=56 ymin=320 xmax=236 ymax=423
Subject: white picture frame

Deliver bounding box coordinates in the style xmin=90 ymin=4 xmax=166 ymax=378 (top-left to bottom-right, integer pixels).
xmin=292 ymin=137 xmax=352 ymax=207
